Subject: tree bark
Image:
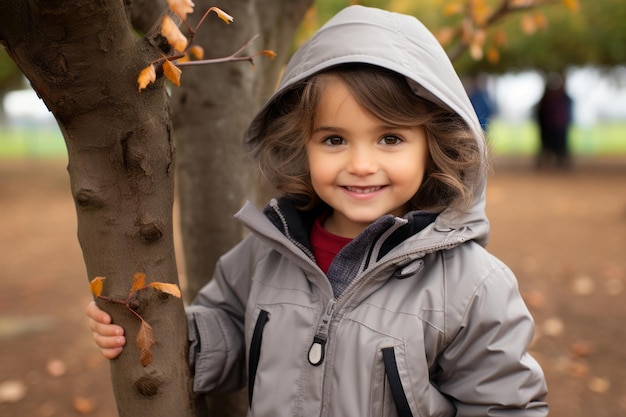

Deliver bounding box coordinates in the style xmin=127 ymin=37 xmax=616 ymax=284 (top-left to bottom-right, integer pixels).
xmin=172 ymin=1 xmax=312 ymax=415
xmin=0 ymin=1 xmax=195 ymax=416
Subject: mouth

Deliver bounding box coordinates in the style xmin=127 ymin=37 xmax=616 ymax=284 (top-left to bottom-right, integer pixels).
xmin=344 ymin=185 xmax=384 ymax=194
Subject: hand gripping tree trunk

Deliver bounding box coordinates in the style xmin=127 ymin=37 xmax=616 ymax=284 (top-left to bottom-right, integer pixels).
xmin=0 ymin=2 xmax=196 ymax=416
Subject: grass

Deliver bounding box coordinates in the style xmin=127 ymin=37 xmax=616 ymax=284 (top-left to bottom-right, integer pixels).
xmin=488 ymin=119 xmax=626 ymax=155
xmin=1 ymin=120 xmax=626 ymax=158
xmin=0 ymin=124 xmax=66 ymax=158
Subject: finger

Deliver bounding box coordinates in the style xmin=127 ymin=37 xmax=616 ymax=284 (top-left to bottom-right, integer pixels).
xmin=89 ymin=320 xmax=124 ymax=337
xmin=101 ymin=346 xmax=124 ymax=360
xmin=85 ymin=301 xmax=112 ymax=324
xmin=92 ymin=332 xmax=126 ymax=350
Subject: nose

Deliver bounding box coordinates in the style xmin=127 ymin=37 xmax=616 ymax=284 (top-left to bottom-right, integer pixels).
xmin=346 ymin=145 xmax=378 ymax=176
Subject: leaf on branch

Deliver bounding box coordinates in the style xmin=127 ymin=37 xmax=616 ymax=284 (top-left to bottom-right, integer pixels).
xmin=163 ymin=60 xmax=182 ymax=86
xmin=89 ymin=276 xmax=106 ymax=297
xmin=168 ymin=0 xmax=195 ymax=19
xmin=258 ymin=50 xmax=277 ymax=59
xmin=178 ymin=45 xmax=205 ymax=63
xmin=137 ymin=319 xmax=155 ymax=367
xmin=137 ymin=65 xmax=157 ymax=92
xmin=149 ymin=282 xmax=182 ymax=298
xmin=162 ymin=15 xmax=189 ymax=53
xmin=131 ymin=272 xmax=147 ymax=293
xmin=209 ymin=7 xmax=234 ymax=24
xmin=188 ymin=45 xmax=204 ymax=60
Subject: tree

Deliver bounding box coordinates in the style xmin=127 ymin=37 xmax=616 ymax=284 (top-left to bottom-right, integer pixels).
xmin=0 ymin=0 xmax=310 ymax=416
xmin=0 ymin=1 xmax=195 ymax=416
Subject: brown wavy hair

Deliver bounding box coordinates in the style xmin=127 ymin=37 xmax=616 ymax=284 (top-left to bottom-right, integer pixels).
xmin=250 ymin=64 xmax=487 ymax=213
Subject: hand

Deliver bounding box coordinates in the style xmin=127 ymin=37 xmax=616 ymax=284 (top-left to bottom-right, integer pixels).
xmin=86 ymin=301 xmax=126 ymax=359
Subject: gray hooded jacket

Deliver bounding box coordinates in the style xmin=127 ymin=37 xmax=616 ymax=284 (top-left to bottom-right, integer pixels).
xmin=187 ymin=5 xmax=548 ymax=417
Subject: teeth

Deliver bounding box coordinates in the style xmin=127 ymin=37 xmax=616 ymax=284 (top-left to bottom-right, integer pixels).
xmin=346 ymin=186 xmax=382 ymax=194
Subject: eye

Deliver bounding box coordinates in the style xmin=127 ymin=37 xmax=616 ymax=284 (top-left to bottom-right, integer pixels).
xmin=322 ymin=136 xmax=345 ymax=146
xmin=379 ymin=135 xmax=403 ymax=145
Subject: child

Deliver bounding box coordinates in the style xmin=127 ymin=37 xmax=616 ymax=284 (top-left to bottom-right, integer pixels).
xmin=87 ymin=5 xmax=548 ymax=416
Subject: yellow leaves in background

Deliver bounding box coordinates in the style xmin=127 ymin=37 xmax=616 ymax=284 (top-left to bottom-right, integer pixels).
xmin=562 ymin=0 xmax=580 ymax=12
xmin=521 ymin=12 xmax=548 ymax=35
xmin=438 ymin=0 xmax=576 ymax=64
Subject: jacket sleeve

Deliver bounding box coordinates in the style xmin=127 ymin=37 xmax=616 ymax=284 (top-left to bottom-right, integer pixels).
xmin=435 ymin=262 xmax=548 ymax=416
xmin=185 ymin=236 xmax=257 ymax=394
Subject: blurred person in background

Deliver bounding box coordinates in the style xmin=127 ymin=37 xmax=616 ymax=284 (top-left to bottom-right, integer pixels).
xmin=536 ymin=72 xmax=573 ymax=169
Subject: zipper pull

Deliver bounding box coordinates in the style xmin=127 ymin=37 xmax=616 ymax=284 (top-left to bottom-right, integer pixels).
xmin=308 ymin=299 xmax=336 ymax=366
xmin=308 ymin=336 xmax=326 ymax=366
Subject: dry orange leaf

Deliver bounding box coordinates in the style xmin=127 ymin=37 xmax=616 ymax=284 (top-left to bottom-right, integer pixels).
xmin=161 ymin=15 xmax=188 ymax=53
xmin=168 ymin=0 xmax=195 ymax=19
xmin=131 ymin=272 xmax=146 ymax=293
xmin=258 ymin=50 xmax=277 ymax=59
xmin=149 ymin=282 xmax=182 ymax=298
xmin=73 ymin=396 xmax=96 ymax=414
xmin=210 ymin=7 xmax=234 ymax=24
xmin=137 ymin=319 xmax=155 ymax=367
xmin=163 ymin=60 xmax=182 ymax=87
xmin=188 ymin=45 xmax=204 ymax=60
xmin=137 ymin=64 xmax=156 ymax=92
xmin=89 ymin=276 xmax=106 ymax=297
xmin=443 ymin=2 xmax=464 ymax=16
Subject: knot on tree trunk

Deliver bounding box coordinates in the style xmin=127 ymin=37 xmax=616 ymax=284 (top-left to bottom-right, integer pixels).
xmin=135 ymin=372 xmax=164 ymax=397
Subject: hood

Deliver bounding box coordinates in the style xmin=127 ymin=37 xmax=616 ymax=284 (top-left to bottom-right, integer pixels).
xmin=244 ymin=5 xmax=489 ymax=246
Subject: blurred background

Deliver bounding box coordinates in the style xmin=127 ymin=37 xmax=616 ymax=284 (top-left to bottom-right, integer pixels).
xmin=1 ymin=0 xmax=625 ymax=416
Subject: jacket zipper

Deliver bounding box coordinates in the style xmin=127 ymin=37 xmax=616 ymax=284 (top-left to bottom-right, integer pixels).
xmin=307 ymin=298 xmax=336 ymax=366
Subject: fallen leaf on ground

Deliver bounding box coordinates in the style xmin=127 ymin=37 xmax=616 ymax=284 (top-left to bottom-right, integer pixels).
xmin=542 ymin=317 xmax=565 ymax=337
xmin=0 ymin=379 xmax=27 ymax=403
xmin=588 ymin=377 xmax=611 ymax=394
xmin=73 ymin=396 xmax=97 ymax=414
xmin=46 ymin=359 xmax=67 ymax=377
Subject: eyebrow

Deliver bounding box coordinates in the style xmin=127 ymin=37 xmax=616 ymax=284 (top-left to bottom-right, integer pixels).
xmin=312 ymin=124 xmax=407 ymax=135
xmin=311 ymin=126 xmax=343 ymax=134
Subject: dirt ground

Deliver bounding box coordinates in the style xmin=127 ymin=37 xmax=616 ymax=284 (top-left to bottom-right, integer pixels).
xmin=1 ymin=156 xmax=625 ymax=417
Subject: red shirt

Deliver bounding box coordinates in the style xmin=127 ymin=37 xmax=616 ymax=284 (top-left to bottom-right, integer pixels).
xmin=310 ymin=215 xmax=352 ymax=274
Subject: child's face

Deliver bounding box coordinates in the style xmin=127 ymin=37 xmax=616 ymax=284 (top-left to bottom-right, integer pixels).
xmin=306 ymin=76 xmax=429 ymax=238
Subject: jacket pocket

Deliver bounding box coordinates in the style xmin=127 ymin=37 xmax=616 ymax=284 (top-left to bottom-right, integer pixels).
xmin=382 ymin=347 xmax=414 ymax=417
xmin=248 ymin=309 xmax=269 ymax=407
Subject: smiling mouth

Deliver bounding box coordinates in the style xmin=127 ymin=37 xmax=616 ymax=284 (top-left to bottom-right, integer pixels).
xmin=344 ymin=186 xmax=384 ymax=194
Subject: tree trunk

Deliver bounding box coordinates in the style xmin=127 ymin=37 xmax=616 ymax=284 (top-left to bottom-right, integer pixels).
xmin=172 ymin=1 xmax=312 ymax=415
xmin=0 ymin=1 xmax=195 ymax=416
